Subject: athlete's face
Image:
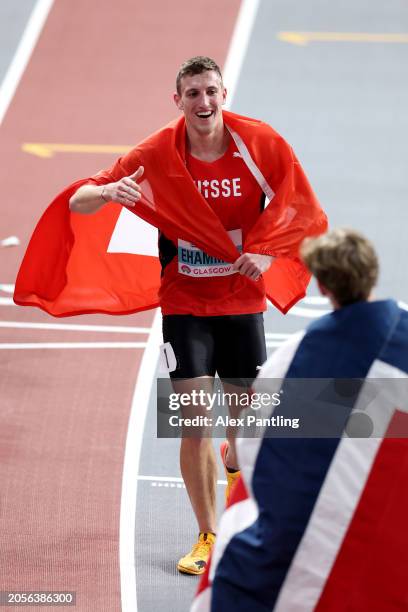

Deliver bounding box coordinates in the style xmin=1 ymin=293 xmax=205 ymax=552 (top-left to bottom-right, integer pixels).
xmin=174 ymin=70 xmax=227 ymax=135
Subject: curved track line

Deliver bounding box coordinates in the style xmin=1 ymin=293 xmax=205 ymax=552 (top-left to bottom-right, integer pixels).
xmin=223 ymin=0 xmax=260 ymax=106
xmin=289 ymin=305 xmax=332 ymax=318
xmin=0 ymin=342 xmax=147 ymax=349
xmin=0 ymin=321 xmax=150 ymax=333
xmin=119 ymin=309 xmax=162 ymax=612
xmin=137 ymin=475 xmax=227 ymax=486
xmin=0 ymin=0 xmax=54 ymax=125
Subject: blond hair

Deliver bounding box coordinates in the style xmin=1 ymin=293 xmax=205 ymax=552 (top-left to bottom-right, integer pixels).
xmin=301 ymin=228 xmax=379 ymax=306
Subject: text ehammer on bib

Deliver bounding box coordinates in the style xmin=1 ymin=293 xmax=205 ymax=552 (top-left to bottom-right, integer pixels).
xmin=178 ymin=229 xmax=242 ymax=278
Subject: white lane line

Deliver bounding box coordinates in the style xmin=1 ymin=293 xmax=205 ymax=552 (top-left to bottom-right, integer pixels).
xmin=119 ymin=310 xmax=162 ymax=612
xmin=265 ymin=332 xmax=293 ymax=339
xmin=137 ymin=475 xmax=228 ymax=486
xmin=0 ymin=342 xmax=147 ymax=349
xmin=0 ymin=236 xmax=20 ymax=248
xmin=0 ymin=284 xmax=15 ymax=293
xmin=0 ymin=326 xmax=291 ymax=338
xmin=0 ymin=0 xmax=55 ymax=125
xmin=302 ymin=296 xmax=329 ymax=305
xmin=0 ymin=340 xmax=289 ymax=350
xmin=3 ymin=294 xmax=406 ymax=315
xmin=138 ymin=475 xmax=184 ymax=483
xmin=0 ymin=321 xmax=150 ymax=333
xmin=151 ymin=482 xmax=186 ymax=488
xmin=4 ymin=335 xmax=403 ymax=350
xmin=288 ymin=305 xmax=332 ymax=318
xmin=0 ymin=322 xmax=287 ymax=337
xmin=223 ymin=0 xmax=261 ymax=104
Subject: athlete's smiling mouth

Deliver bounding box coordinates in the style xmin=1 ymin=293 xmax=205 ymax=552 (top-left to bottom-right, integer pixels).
xmin=196 ymin=111 xmax=214 ymax=119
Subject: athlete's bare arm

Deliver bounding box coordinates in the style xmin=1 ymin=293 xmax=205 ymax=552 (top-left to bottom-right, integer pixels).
xmin=233 ymin=252 xmax=274 ymax=281
xmin=69 ymin=166 xmax=144 ymax=214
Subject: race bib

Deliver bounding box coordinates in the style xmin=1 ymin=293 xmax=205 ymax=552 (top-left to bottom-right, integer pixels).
xmin=178 ymin=229 xmax=242 ymax=278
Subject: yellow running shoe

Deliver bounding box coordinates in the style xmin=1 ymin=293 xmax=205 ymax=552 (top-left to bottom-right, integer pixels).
xmin=220 ymin=441 xmax=240 ymax=504
xmin=177 ymin=532 xmax=216 ymax=575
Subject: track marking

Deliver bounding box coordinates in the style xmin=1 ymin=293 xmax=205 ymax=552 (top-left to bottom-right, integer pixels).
xmin=284 ymin=299 xmax=408 ymax=318
xmin=222 ymin=0 xmax=261 ymax=104
xmin=278 ymin=31 xmax=408 ymax=46
xmin=288 ymin=305 xmax=332 ymax=318
xmin=265 ymin=333 xmax=294 ymax=339
xmin=0 ymin=340 xmax=290 ymax=350
xmin=151 ymin=482 xmax=185 ymax=488
xmin=0 ymin=0 xmax=55 ymax=126
xmin=302 ymin=296 xmax=329 ymax=305
xmin=119 ymin=310 xmax=162 ymax=612
xmin=137 ymin=475 xmax=228 ymax=487
xmin=0 ymin=321 xmax=150 ymax=334
xmin=0 ymin=236 xmax=20 ymax=248
xmin=0 ymin=323 xmax=295 ymax=350
xmin=22 ymin=142 xmax=131 ymax=158
xmin=3 ymin=331 xmax=407 ymax=351
xmin=0 ymin=342 xmax=147 ymax=349
xmin=6 ymin=296 xmax=406 ymax=316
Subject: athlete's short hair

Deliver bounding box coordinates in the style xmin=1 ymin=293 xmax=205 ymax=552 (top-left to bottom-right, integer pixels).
xmin=176 ymin=56 xmax=223 ymax=95
xmin=300 ymin=228 xmax=379 ymax=306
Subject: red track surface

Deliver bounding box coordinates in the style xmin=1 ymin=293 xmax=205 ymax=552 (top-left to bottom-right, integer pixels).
xmin=0 ymin=1 xmax=239 ymax=610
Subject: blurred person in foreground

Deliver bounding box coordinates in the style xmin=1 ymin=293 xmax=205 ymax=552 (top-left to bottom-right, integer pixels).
xmin=192 ymin=228 xmax=408 ymax=611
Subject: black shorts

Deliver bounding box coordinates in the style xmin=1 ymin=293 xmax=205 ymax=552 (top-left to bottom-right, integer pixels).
xmin=162 ymin=313 xmax=266 ymax=385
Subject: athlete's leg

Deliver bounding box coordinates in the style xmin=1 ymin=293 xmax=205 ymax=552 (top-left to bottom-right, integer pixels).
xmin=220 ymin=380 xmax=249 ymax=470
xmin=218 ymin=380 xmax=249 ymax=504
xmin=173 ymin=376 xmax=217 ymax=534
xmin=216 ymin=314 xmax=267 ymax=500
xmin=162 ymin=315 xmax=218 ymax=534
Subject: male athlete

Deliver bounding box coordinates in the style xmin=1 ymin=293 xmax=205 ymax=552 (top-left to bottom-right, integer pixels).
xmin=64 ymin=57 xmax=326 ymax=574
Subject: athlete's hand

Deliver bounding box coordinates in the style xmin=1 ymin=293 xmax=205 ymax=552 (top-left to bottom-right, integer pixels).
xmin=102 ymin=166 xmax=144 ymax=207
xmin=233 ymin=252 xmax=274 ymax=281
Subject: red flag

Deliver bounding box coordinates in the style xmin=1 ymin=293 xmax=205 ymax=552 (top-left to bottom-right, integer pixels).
xmin=14 ymin=111 xmax=327 ymax=316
